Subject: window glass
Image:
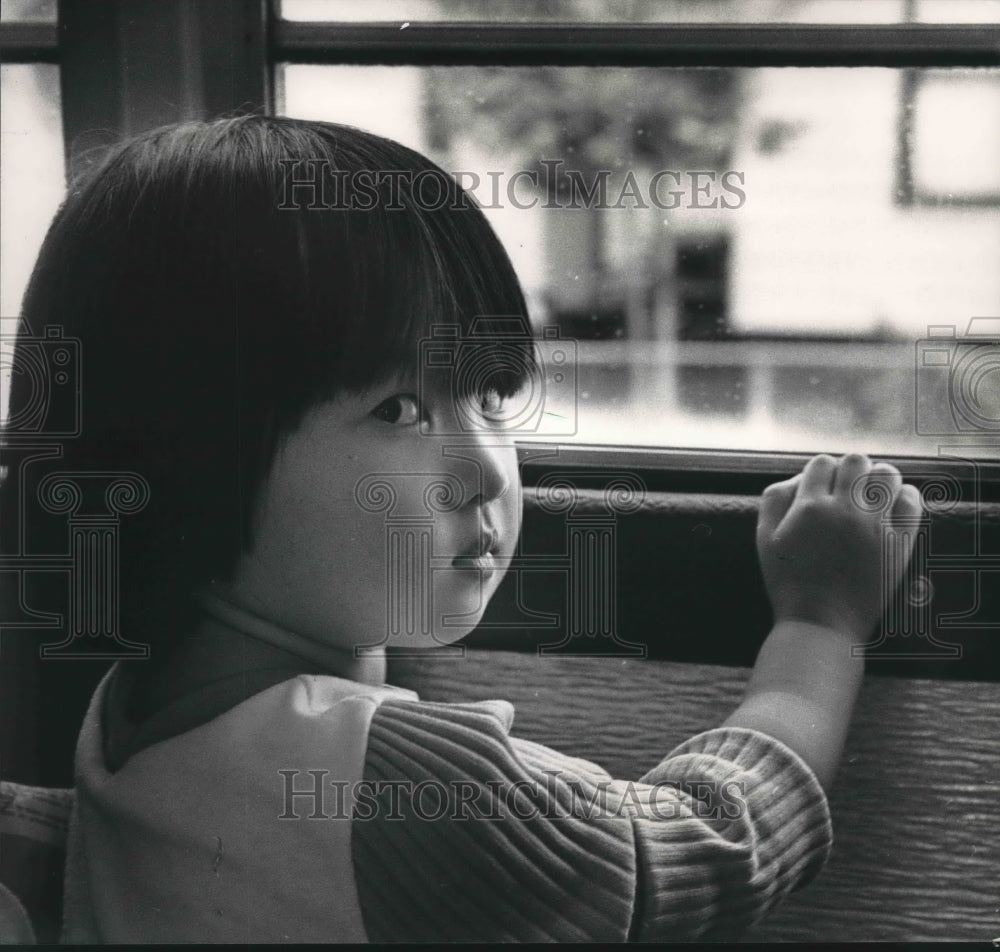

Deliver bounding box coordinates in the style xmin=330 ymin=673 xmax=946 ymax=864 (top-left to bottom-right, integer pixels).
xmin=279 ymin=62 xmax=1000 ymax=457
xmin=908 ymin=70 xmax=1000 ymax=198
xmin=280 ymin=0 xmax=1000 ymax=25
xmin=0 ymin=0 xmax=57 ymax=23
xmin=0 ymin=63 xmax=65 ymax=424
xmin=916 ymin=0 xmax=1000 ymax=21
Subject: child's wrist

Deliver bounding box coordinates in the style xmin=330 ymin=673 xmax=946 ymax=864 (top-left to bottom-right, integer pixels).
xmin=757 ymin=618 xmax=866 ymax=692
xmin=771 ymin=610 xmax=873 ymax=646
xmin=744 ymin=619 xmax=864 ymax=748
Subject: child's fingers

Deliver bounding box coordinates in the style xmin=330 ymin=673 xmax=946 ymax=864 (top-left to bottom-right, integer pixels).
xmin=833 ymin=452 xmax=873 ymax=498
xmin=889 ymin=482 xmax=923 ymax=525
xmin=869 ymin=461 xmax=903 ymax=487
xmin=757 ymin=473 xmax=800 ymax=534
xmin=798 ymin=454 xmax=838 ymax=498
xmin=868 ymin=461 xmax=904 ymax=503
xmin=844 ymin=459 xmax=904 ymax=513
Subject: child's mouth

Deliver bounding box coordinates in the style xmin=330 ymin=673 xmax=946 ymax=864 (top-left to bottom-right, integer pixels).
xmin=452 ymin=527 xmax=499 ymax=575
xmin=452 ymin=552 xmax=497 ymax=574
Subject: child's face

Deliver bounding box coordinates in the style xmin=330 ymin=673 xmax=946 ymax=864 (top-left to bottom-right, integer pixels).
xmin=226 ymin=366 xmax=522 ymax=652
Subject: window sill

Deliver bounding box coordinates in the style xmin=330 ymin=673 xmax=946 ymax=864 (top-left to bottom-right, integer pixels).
xmin=515 ymin=441 xmax=1000 ymax=500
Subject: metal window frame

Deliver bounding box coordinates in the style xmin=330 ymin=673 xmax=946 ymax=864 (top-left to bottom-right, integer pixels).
xmin=514 ymin=443 xmax=1000 ymax=500
xmin=0 ymin=21 xmax=58 ymax=61
xmin=271 ymin=20 xmax=1000 ymax=67
xmin=1 ymin=1 xmax=272 ymax=177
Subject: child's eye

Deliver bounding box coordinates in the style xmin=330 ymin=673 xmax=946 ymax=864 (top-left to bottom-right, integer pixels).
xmin=371 ymin=394 xmax=422 ymax=426
xmin=480 ymin=390 xmax=507 ymax=422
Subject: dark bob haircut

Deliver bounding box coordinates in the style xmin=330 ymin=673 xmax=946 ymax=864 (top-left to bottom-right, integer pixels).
xmin=1 ymin=115 xmax=531 ymax=666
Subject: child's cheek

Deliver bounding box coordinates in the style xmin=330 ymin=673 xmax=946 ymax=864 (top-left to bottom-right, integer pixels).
xmin=514 ymin=470 xmax=525 ymax=532
xmin=505 ymin=462 xmax=524 ymax=554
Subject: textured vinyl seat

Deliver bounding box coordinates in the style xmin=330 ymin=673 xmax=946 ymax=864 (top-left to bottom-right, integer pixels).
xmin=0 ymin=781 xmax=73 ymax=944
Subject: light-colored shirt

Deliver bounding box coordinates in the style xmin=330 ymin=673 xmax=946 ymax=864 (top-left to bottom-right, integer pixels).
xmin=62 ymin=660 xmax=832 ymax=942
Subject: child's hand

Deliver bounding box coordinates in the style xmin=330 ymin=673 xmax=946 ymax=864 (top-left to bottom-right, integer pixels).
xmin=757 ymin=453 xmax=923 ymax=641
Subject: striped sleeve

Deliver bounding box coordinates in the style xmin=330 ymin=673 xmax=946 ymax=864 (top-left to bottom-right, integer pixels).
xmin=631 ymin=727 xmax=832 ymax=940
xmin=351 ymin=700 xmax=832 ymax=943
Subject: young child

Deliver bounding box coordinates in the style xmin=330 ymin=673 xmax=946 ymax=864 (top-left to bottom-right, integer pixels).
xmin=1 ymin=116 xmax=921 ymax=943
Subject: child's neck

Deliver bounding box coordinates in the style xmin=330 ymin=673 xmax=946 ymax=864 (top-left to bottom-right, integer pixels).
xmin=199 ymin=586 xmax=386 ymax=685
xmin=134 ymin=590 xmax=387 ymax=719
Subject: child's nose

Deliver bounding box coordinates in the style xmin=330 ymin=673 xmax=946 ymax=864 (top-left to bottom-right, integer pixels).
xmin=441 ymin=437 xmax=514 ymax=507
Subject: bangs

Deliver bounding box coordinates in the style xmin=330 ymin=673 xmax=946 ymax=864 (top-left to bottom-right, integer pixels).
xmin=83 ymin=116 xmax=538 ymax=441
xmin=270 ymin=129 xmax=537 ymax=407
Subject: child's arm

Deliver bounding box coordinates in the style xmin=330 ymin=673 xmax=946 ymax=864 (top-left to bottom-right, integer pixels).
xmin=724 ymin=453 xmax=922 ymax=789
xmin=350 ymin=453 xmax=922 ymax=942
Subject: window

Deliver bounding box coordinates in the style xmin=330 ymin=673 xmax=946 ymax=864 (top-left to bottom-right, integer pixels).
xmin=2 ymin=0 xmax=999 ymax=469
xmin=280 ymin=0 xmax=1000 ymax=25
xmin=0 ymin=0 xmax=62 ymax=424
xmin=275 ymin=0 xmax=1000 ymax=459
